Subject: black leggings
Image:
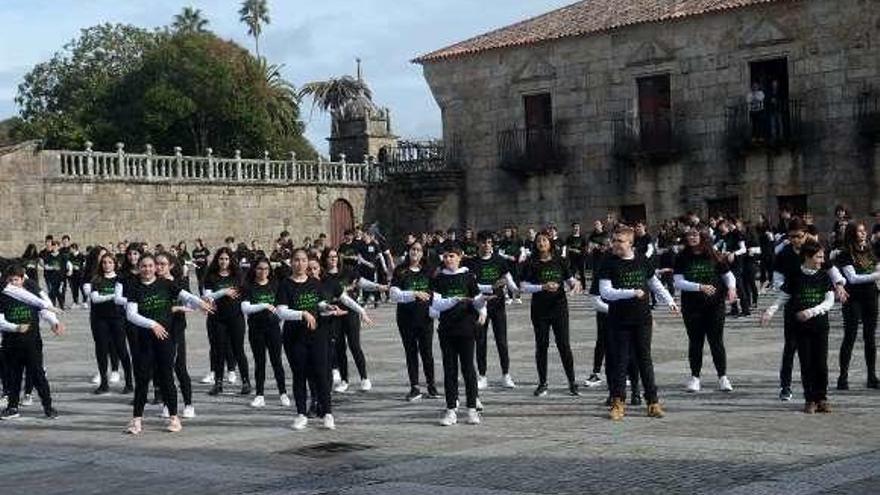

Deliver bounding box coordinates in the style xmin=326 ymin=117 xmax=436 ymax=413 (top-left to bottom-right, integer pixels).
xmin=840 ymin=291 xmax=878 ymax=380
xmin=90 ymin=315 xmax=133 ymax=387
xmin=171 ymin=320 xmax=192 ymax=406
xmin=780 ymin=311 xmax=797 ymax=389
xmin=476 ymin=303 xmax=509 ymax=376
xmin=45 ymin=273 xmax=65 ymax=309
xmin=283 ymin=325 xmax=330 ymax=416
xmin=531 ymin=305 xmax=576 ymax=386
xmin=249 ymin=321 xmax=287 ymax=396
xmin=336 ymin=312 xmax=367 ymax=382
xmin=593 ymin=313 xmax=641 ymax=393
xmin=796 ymin=326 xmax=829 ymax=403
xmin=133 ymin=329 xmax=177 ymax=418
xmin=439 ymin=331 xmax=478 ymax=410
xmin=208 ymin=315 xmax=250 ymax=385
xmin=397 ymin=317 xmax=436 ymax=388
xmin=4 ymin=336 xmax=52 ymax=411
xmin=607 ymin=319 xmax=658 ymax=404
xmin=682 ymin=302 xmax=727 ymax=378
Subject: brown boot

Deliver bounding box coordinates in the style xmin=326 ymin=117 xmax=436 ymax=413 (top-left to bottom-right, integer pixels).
xmin=608 ymin=398 xmax=625 ymax=421
xmin=816 ymin=400 xmax=832 ymax=413
xmin=803 ymin=401 xmax=817 ymax=414
xmin=646 ymin=402 xmax=665 ymax=418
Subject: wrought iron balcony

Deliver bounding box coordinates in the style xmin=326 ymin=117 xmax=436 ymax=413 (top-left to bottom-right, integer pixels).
xmin=497 ymin=125 xmax=564 ymax=175
xmin=379 ymin=137 xmax=462 ymax=176
xmin=724 ymin=97 xmax=805 ymax=156
xmin=612 ymin=110 xmax=685 ymax=163
xmin=856 ymin=91 xmax=880 ymax=143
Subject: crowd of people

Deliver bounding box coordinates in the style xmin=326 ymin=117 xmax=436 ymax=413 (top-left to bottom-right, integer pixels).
xmin=1 ymin=205 xmax=878 ymax=434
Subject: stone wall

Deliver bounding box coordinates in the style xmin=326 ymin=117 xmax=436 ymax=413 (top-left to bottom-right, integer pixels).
xmin=0 ymin=142 xmax=368 ymax=255
xmin=420 ymin=0 xmax=880 ymax=231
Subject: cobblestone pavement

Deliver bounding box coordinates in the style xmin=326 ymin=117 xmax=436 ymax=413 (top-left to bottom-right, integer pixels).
xmin=1 ymin=287 xmax=879 ymax=494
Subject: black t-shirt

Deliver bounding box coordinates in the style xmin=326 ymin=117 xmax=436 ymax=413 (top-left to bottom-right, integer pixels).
xmin=782 ymin=269 xmax=833 ymax=332
xmin=673 ymin=249 xmax=729 ymax=308
xmin=276 ymin=277 xmax=329 ymax=333
xmin=126 ymin=278 xmax=183 ymax=331
xmin=40 ymin=251 xmax=65 ymax=274
xmin=90 ymin=275 xmax=121 ymax=319
xmin=0 ymin=280 xmax=42 ymax=345
xmin=466 ymin=254 xmax=510 ymax=309
xmin=69 ymin=252 xmax=85 ymax=272
xmin=565 ymin=235 xmax=587 ymax=259
xmin=634 ymin=235 xmax=653 ymax=258
xmin=522 ymin=256 xmax=571 ymax=315
xmin=597 ymin=255 xmax=655 ymax=324
xmin=775 ymin=244 xmax=802 ymax=282
xmin=462 ymin=241 xmax=479 ymax=259
xmin=430 ymin=270 xmax=479 ymax=336
xmin=192 ymin=247 xmax=210 ymax=270
xmin=323 ymin=268 xmax=358 ymax=299
xmin=835 ymin=249 xmax=878 ymax=297
xmin=205 ymin=273 xmax=242 ymax=320
xmin=243 ymin=281 xmax=279 ymax=328
xmin=392 ymin=265 xmax=432 ymax=327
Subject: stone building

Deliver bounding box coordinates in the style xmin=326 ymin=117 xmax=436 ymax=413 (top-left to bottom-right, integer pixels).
xmin=414 ymin=0 xmax=880 ymax=230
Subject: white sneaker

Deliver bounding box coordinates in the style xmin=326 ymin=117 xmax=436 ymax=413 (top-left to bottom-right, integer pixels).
xmin=0 ymin=395 xmax=7 ymax=408
xmin=626 ymin=378 xmax=631 ymax=387
xmin=360 ymin=378 xmax=372 ymax=392
xmin=439 ymin=409 xmax=457 ymax=426
xmin=331 ymin=369 xmax=342 ymax=385
xmin=685 ymin=376 xmax=701 ymax=393
xmin=584 ymin=373 xmax=603 ymax=388
xmin=109 ymin=371 xmax=121 ymax=385
xmin=718 ymin=376 xmax=734 ymax=392
xmin=475 ymin=398 xmax=484 ymax=412
xmin=466 ymin=408 xmax=481 ymax=425
xmin=21 ymin=394 xmax=33 ymax=407
xmin=250 ymin=395 xmax=266 ymax=408
xmin=502 ymin=374 xmax=516 ymax=389
xmin=226 ymin=370 xmax=238 ymax=385
xmin=200 ymin=372 xmax=214 ymax=384
xmin=334 ymin=381 xmax=349 ymax=393
xmin=91 ymin=373 xmax=101 ymax=385
xmin=477 ymin=375 xmax=488 ymax=390
xmin=514 ymin=297 xmax=523 ymax=304
xmin=322 ymin=413 xmax=336 ymax=430
xmin=291 ymin=414 xmax=308 ymax=430
xmin=280 ymin=393 xmax=291 ymax=407
xmin=161 ymin=406 xmax=170 ymax=418
xmin=182 ymin=405 xmax=196 ymax=418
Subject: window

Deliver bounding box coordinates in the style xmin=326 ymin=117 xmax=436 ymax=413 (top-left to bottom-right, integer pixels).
xmin=748 ymin=58 xmax=790 ymax=141
xmin=706 ymin=197 xmax=740 ymax=218
xmin=637 ymin=74 xmax=672 ymax=152
xmin=523 ymin=93 xmax=552 ymax=130
xmin=620 ymin=204 xmax=647 ymax=225
xmin=777 ymin=194 xmax=807 ymax=216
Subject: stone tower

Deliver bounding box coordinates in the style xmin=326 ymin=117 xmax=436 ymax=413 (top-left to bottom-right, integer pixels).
xmin=327 ymin=60 xmax=398 ymax=163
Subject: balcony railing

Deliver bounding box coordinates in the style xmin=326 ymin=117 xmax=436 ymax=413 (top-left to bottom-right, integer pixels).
xmin=380 ymin=137 xmax=462 ymax=175
xmin=612 ymin=110 xmax=685 ymax=162
xmin=724 ymin=97 xmax=805 ymax=155
xmin=856 ymin=91 xmax=880 ymax=142
xmin=497 ymin=125 xmax=564 ymax=175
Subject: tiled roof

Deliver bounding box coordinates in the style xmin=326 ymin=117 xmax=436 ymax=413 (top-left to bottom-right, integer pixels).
xmin=414 ymin=0 xmax=791 ymax=63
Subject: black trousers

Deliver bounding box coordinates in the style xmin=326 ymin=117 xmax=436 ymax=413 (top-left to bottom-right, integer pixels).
xmin=439 ymin=331 xmax=478 ymax=410
xmin=208 ymin=315 xmax=250 ymax=385
xmin=283 ymin=326 xmax=331 ymax=416
xmin=682 ymin=302 xmax=727 ymax=378
xmin=796 ymin=326 xmax=829 ymax=403
xmin=68 ymin=273 xmax=84 ymax=304
xmin=593 ymin=313 xmax=641 ymax=392
xmin=45 ymin=273 xmax=65 ymax=309
xmin=570 ymin=255 xmax=586 ymax=290
xmin=171 ymin=321 xmax=192 ymax=405
xmin=3 ymin=336 xmax=52 ymax=411
xmin=531 ymin=305 xmax=576 ymax=385
xmin=780 ymin=311 xmax=798 ymax=389
xmin=336 ymin=311 xmax=368 ymax=382
xmin=840 ymin=291 xmax=878 ymax=380
xmin=397 ymin=317 xmax=436 ymax=388
xmin=133 ymin=329 xmax=177 ymax=417
xmin=90 ymin=315 xmax=133 ymax=387
xmin=248 ymin=321 xmax=287 ymax=396
xmin=607 ymin=318 xmax=658 ymax=404
xmin=742 ymin=258 xmax=758 ymax=306
xmin=476 ymin=302 xmax=510 ymax=376
xmin=23 ymin=332 xmax=43 ymax=396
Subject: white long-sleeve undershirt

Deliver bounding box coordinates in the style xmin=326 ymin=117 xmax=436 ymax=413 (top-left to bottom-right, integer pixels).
xmin=841 ymin=265 xmax=880 ymax=285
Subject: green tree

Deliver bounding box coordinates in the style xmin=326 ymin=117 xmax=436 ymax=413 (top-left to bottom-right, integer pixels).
xmin=238 ymin=0 xmax=270 ymax=57
xmin=172 ymin=7 xmax=209 ymax=33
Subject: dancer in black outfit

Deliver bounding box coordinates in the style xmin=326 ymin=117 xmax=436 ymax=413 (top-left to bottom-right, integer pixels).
xmin=155 ymin=252 xmax=196 ymax=419
xmin=83 ymin=253 xmax=133 ymax=395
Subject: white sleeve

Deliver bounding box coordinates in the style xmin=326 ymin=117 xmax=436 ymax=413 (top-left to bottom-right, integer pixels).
xmin=82 ymin=283 xmax=92 ymax=297
xmin=389 ymin=286 xmax=416 ymax=304
xmin=645 ymin=243 xmax=655 ymax=259
xmin=477 ymin=283 xmax=494 ymax=295
xmin=358 ymin=277 xmax=383 ymax=291
xmin=114 ymin=282 xmax=127 ymax=306
xmin=0 ymin=313 xmax=20 ymax=332
xmin=774 ymin=242 xmax=788 ymax=255
xmin=733 ymin=241 xmax=747 ymax=256
xmin=504 ymin=272 xmax=518 ymax=293
xmin=39 ymin=309 xmax=59 ymax=326
xmin=520 ymin=282 xmax=543 ymax=294
xmin=177 ymin=290 xmax=204 ymax=308
xmin=599 ymin=279 xmax=637 ymax=301
xmin=827 ymin=265 xmax=845 ymax=286
xmin=430 ymin=292 xmax=460 ymax=313
xmin=90 ymin=290 xmax=115 ymax=304
xmin=240 ymin=301 xmax=269 ymax=315
xmin=276 ymin=305 xmax=304 ymax=321
xmin=648 ymin=275 xmax=674 ymax=306
xmin=764 ymin=292 xmax=791 ymax=319
xmin=339 ymin=293 xmax=366 ymax=316
xmin=592 ymin=296 xmax=609 ymax=314
xmin=126 ymin=302 xmax=158 ymax=329
xmin=772 ymin=271 xmax=785 ymax=291
xmin=802 ymin=291 xmax=835 ymax=319
xmin=673 ymin=274 xmax=701 ymax=292
xmin=2 ymin=285 xmax=51 ymax=309
xmin=202 ymin=288 xmax=232 ymax=301
xmin=473 ymin=293 xmax=489 ymax=310
xmin=841 ymin=265 xmax=880 ymax=285
xmin=722 ymin=271 xmax=736 ymax=290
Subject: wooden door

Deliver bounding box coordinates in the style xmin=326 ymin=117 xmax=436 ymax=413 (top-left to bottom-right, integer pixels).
xmin=637 ymin=75 xmax=671 ymax=151
xmin=330 ymin=199 xmax=354 ymax=247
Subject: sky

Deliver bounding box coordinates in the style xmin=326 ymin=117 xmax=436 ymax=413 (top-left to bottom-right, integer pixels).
xmin=0 ymin=0 xmax=575 ymax=155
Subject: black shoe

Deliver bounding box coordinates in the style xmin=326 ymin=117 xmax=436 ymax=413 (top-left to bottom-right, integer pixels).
xmin=0 ymin=407 xmax=21 ymax=420
xmin=837 ymin=376 xmax=849 ymax=391
xmin=568 ymin=383 xmax=580 ymax=396
xmin=93 ymin=384 xmax=110 ymax=395
xmin=604 ymin=396 xmax=612 ymax=407
xmin=630 ymin=394 xmax=643 ymax=406
xmin=240 ymin=382 xmax=252 ymax=396
xmin=779 ymin=387 xmax=793 ymax=401
xmin=121 ymin=385 xmax=133 ymax=395
xmin=533 ymin=383 xmax=548 ymax=397
xmin=208 ymin=384 xmax=223 ymax=396
xmin=44 ymin=407 xmax=58 ymax=419
xmin=426 ymin=384 xmax=440 ymax=398
xmin=867 ymin=376 xmax=879 ymax=389
xmin=406 ymin=387 xmax=422 ymax=402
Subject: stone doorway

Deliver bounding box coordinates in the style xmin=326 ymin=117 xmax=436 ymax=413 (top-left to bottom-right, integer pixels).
xmin=330 ymin=199 xmax=354 ymax=247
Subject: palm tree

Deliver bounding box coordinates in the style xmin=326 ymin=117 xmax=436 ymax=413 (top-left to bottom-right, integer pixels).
xmin=239 ymin=0 xmax=270 ymax=57
xmin=297 ymin=76 xmax=374 ymax=135
xmin=251 ymin=58 xmax=298 ymax=135
xmin=172 ymin=7 xmax=209 ymax=33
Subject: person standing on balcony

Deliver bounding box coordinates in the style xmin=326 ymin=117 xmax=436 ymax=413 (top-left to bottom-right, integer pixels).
xmin=766 ymin=79 xmax=784 ymax=143
xmin=748 ymin=82 xmax=766 ymax=142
